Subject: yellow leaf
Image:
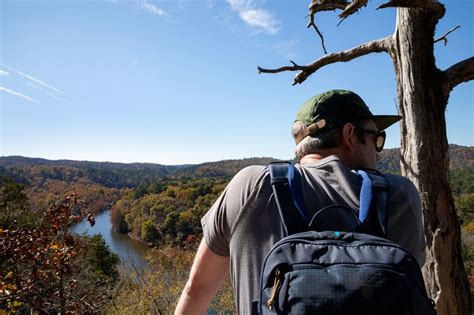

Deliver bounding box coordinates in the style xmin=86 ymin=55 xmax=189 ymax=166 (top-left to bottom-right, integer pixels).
xmin=4 ymin=271 xmax=13 ymax=280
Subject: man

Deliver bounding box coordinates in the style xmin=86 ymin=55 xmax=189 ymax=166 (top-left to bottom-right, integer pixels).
xmin=175 ymin=90 xmax=426 ymax=315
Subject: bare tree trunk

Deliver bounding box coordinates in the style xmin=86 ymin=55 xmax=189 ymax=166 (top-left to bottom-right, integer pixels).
xmin=390 ymin=7 xmax=471 ymax=315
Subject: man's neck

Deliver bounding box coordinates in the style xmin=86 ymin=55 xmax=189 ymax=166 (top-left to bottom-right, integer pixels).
xmin=299 ymin=153 xmax=327 ymax=165
xmin=299 ymin=149 xmax=350 ymax=166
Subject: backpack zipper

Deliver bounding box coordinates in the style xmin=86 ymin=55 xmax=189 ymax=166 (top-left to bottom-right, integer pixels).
xmin=267 ymin=268 xmax=282 ymax=310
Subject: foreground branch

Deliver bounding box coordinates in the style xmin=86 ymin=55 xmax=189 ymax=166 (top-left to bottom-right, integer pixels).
xmin=443 ymin=56 xmax=474 ymax=98
xmin=308 ymin=0 xmax=349 ymax=15
xmin=258 ymin=61 xmax=307 ymax=74
xmin=339 ymin=0 xmax=368 ymax=19
xmin=258 ymin=36 xmax=391 ymax=85
xmin=307 ymin=0 xmax=350 ymax=54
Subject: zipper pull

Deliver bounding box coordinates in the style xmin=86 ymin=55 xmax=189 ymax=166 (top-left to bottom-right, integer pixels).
xmin=267 ymin=268 xmax=282 ymax=310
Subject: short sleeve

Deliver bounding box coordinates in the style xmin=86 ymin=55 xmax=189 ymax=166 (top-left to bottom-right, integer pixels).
xmin=201 ymin=166 xmax=267 ymax=256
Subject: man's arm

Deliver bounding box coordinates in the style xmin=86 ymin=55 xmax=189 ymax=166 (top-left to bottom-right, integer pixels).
xmin=175 ymin=239 xmax=230 ymax=315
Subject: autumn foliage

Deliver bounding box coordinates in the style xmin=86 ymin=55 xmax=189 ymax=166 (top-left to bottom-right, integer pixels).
xmin=0 ymin=191 xmax=110 ymax=314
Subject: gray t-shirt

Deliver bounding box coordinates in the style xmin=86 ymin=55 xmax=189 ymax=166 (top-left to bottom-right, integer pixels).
xmin=201 ymin=155 xmax=426 ymax=314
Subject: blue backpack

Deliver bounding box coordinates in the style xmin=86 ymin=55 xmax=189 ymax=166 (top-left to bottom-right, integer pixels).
xmin=252 ymin=162 xmax=435 ymax=315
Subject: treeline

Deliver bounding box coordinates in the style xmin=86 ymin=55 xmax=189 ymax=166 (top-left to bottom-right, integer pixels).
xmin=376 ymin=144 xmax=474 ymax=172
xmin=0 ymin=157 xmax=175 ymax=188
xmin=0 ymin=156 xmax=274 ymax=188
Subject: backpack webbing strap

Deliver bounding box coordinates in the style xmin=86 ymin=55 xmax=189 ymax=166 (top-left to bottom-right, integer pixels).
xmin=358 ymin=170 xmax=390 ymax=237
xmin=369 ymin=172 xmax=389 ymax=236
xmin=269 ymin=162 xmax=308 ymax=236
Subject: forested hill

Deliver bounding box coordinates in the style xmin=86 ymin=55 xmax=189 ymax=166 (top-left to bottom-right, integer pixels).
xmin=0 ymin=156 xmax=182 ymax=188
xmin=377 ymin=144 xmax=473 ymax=172
xmin=0 ymin=145 xmax=472 ymax=188
xmin=0 ymin=156 xmax=276 ymax=189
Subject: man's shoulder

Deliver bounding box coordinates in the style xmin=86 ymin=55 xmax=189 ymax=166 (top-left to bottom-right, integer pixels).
xmin=382 ymin=173 xmax=419 ymax=196
xmin=233 ymin=164 xmax=268 ymax=180
xmin=383 ymin=173 xmax=415 ymax=186
xmin=226 ymin=165 xmax=270 ymax=193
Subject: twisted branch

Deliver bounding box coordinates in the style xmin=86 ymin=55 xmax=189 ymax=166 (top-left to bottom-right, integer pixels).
xmin=307 ymin=1 xmax=368 ymax=53
xmin=339 ymin=0 xmax=368 ymax=19
xmin=258 ymin=36 xmax=392 ymax=85
xmin=443 ymin=56 xmax=474 ymax=98
xmin=377 ymin=0 xmax=445 ymax=19
xmin=306 ymin=1 xmax=349 ymax=54
xmin=258 ymin=61 xmax=307 ymax=74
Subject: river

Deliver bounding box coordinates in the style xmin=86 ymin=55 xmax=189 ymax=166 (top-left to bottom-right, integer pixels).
xmin=71 ymin=210 xmax=149 ymax=268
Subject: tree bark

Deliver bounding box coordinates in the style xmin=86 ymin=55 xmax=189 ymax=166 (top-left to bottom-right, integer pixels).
xmin=390 ymin=7 xmax=471 ymax=315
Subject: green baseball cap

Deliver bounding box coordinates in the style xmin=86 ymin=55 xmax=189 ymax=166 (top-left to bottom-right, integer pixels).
xmin=294 ymin=89 xmax=401 ymax=144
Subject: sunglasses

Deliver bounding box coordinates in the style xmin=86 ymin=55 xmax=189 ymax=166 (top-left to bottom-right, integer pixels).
xmin=356 ymin=128 xmax=386 ymax=152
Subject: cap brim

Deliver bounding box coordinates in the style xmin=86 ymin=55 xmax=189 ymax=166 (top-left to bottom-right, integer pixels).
xmin=372 ymin=115 xmax=402 ymax=131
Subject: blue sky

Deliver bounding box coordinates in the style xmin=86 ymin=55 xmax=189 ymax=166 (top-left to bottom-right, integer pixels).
xmin=1 ymin=0 xmax=473 ymax=165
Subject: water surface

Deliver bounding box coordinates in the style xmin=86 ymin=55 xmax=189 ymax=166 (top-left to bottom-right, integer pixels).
xmin=71 ymin=210 xmax=149 ymax=268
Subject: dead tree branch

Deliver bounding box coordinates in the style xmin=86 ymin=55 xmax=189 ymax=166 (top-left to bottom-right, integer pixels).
xmin=378 ymin=0 xmax=437 ymax=10
xmin=306 ymin=19 xmax=328 ymax=54
xmin=339 ymin=0 xmax=368 ymax=19
xmin=258 ymin=36 xmax=392 ymax=85
xmin=434 ymin=26 xmax=461 ymax=45
xmin=307 ymin=0 xmax=351 ymax=54
xmin=443 ymin=56 xmax=474 ymax=98
xmin=308 ymin=0 xmax=349 ymax=15
xmin=258 ymin=60 xmax=307 ymax=74
xmin=377 ymin=0 xmax=445 ymax=19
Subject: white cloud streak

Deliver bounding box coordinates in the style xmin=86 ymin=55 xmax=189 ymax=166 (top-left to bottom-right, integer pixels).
xmin=0 ymin=70 xmax=10 ymax=76
xmin=46 ymin=91 xmax=75 ymax=106
xmin=272 ymin=39 xmax=299 ymax=59
xmin=0 ymin=63 xmax=64 ymax=94
xmin=139 ymin=0 xmax=167 ymax=16
xmin=227 ymin=0 xmax=280 ymax=34
xmin=0 ymin=87 xmax=40 ymax=104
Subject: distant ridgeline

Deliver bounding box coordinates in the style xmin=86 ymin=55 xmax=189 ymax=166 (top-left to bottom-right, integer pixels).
xmin=0 ymin=155 xmax=276 ymax=188
xmin=0 ymin=145 xmax=471 ymax=188
xmin=0 ymin=145 xmax=472 ymax=245
xmin=376 ymin=144 xmax=474 ymax=173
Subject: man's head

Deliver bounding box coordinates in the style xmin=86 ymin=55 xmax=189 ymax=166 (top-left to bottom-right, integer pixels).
xmin=292 ymin=90 xmax=401 ymax=168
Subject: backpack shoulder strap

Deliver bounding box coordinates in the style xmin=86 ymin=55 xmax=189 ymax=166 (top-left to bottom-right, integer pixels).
xmin=357 ymin=169 xmax=390 ymax=237
xmin=368 ymin=171 xmax=389 ymax=236
xmin=269 ymin=162 xmax=308 ymax=236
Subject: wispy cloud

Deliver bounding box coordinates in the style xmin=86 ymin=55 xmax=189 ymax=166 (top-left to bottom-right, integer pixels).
xmin=227 ymin=0 xmax=280 ymax=34
xmin=272 ymin=39 xmax=299 ymax=60
xmin=0 ymin=63 xmax=76 ymax=107
xmin=0 ymin=70 xmax=10 ymax=76
xmin=46 ymin=91 xmax=75 ymax=106
xmin=0 ymin=87 xmax=40 ymax=104
xmin=26 ymin=82 xmax=39 ymax=89
xmin=139 ymin=0 xmax=167 ymax=16
xmin=0 ymin=63 xmax=64 ymax=94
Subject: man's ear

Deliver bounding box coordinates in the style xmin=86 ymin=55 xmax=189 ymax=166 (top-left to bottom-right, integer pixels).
xmin=341 ymin=123 xmax=356 ymax=152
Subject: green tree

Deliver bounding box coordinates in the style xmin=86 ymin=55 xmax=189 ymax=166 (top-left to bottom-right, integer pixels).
xmin=456 ymin=193 xmax=474 ymax=226
xmin=85 ymin=234 xmax=120 ymax=280
xmin=141 ymin=220 xmax=160 ymax=243
xmin=111 ymin=206 xmax=129 ymax=233
xmin=0 ymin=177 xmax=29 ymax=226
